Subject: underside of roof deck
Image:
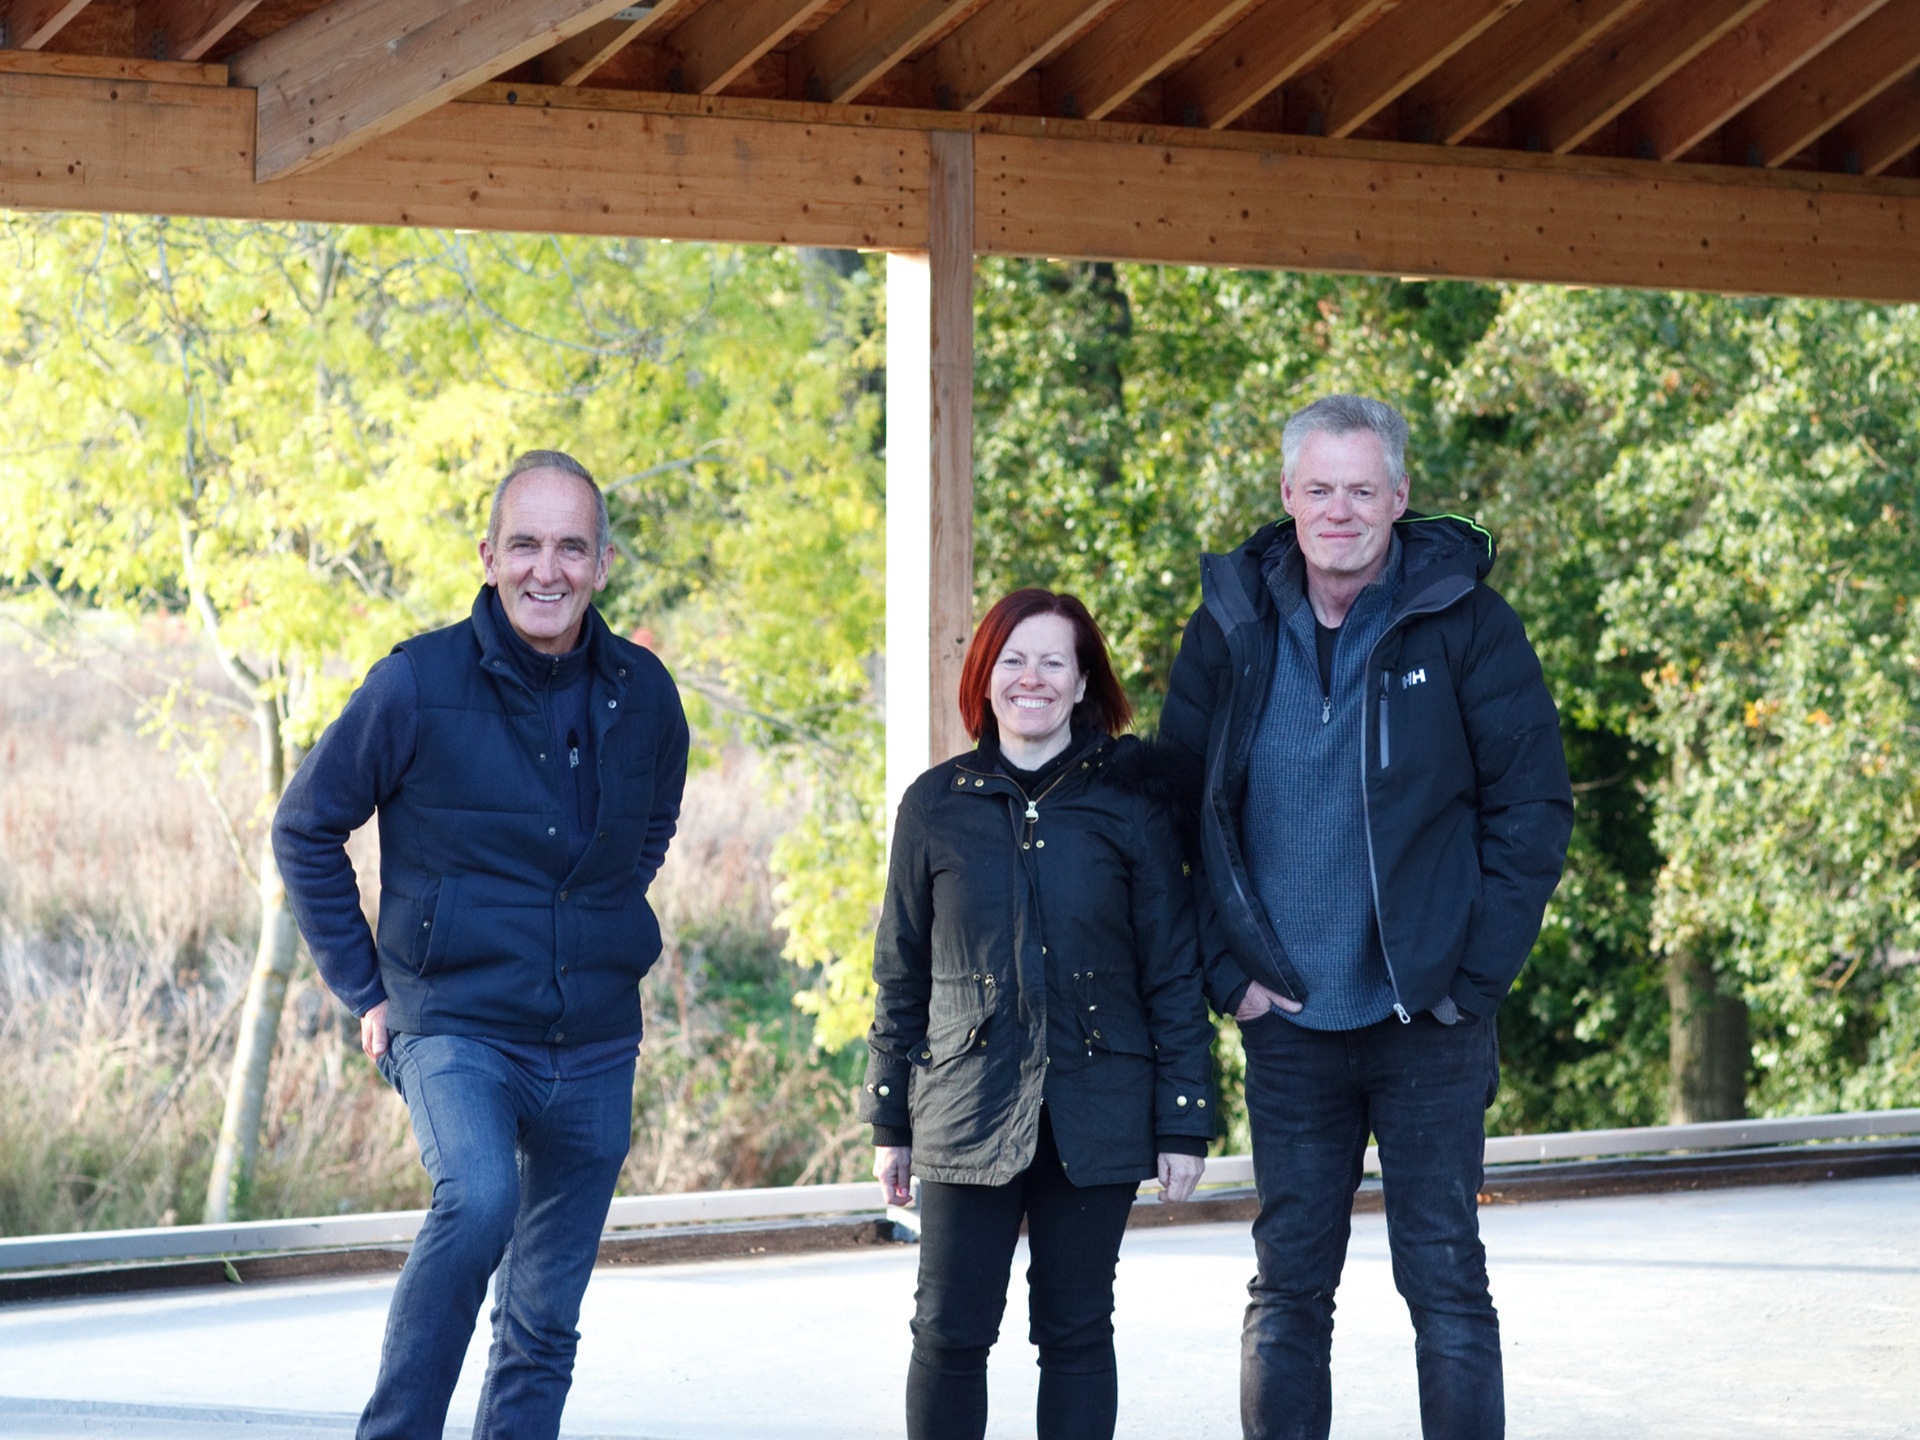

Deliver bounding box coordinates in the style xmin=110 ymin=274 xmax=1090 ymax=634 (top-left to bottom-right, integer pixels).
xmin=4 ymin=0 xmax=1919 ymax=300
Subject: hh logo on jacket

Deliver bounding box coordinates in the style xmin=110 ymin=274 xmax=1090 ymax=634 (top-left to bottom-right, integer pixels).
xmin=1400 ymin=668 xmax=1428 ymax=689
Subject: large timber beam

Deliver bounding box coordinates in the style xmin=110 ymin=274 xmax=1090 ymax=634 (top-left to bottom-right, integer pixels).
xmin=886 ymin=128 xmax=976 ymax=812
xmin=228 ymin=0 xmax=635 ymax=181
xmin=7 ymin=70 xmax=1920 ymax=302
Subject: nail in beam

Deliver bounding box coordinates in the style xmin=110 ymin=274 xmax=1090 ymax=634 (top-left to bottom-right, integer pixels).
xmin=885 ymin=130 xmax=976 ymax=818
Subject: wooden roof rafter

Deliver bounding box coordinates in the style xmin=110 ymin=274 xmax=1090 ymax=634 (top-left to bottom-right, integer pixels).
xmin=1616 ymin=0 xmax=1892 ymax=164
xmin=1720 ymin=3 xmax=1920 ymax=166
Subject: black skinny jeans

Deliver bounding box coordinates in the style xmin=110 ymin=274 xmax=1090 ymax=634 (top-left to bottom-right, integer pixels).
xmin=906 ymin=1110 xmax=1139 ymax=1440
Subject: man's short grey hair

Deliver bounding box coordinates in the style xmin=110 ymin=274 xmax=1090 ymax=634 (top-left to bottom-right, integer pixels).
xmin=1281 ymin=395 xmax=1410 ymax=481
xmin=487 ymin=450 xmax=611 ymax=556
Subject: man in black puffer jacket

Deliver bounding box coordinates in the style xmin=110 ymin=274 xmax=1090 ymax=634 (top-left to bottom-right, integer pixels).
xmin=1161 ymin=395 xmax=1572 ymax=1440
xmin=275 ymin=450 xmax=688 ymax=1440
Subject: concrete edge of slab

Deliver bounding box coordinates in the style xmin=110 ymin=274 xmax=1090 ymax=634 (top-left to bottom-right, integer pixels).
xmin=7 ymin=1142 xmax=1918 ymax=1307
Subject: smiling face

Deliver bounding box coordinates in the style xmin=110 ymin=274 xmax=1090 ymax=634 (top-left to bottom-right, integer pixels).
xmin=478 ymin=467 xmax=612 ymax=655
xmin=1282 ymin=428 xmax=1410 ymax=592
xmin=988 ymin=612 xmax=1086 ymax=767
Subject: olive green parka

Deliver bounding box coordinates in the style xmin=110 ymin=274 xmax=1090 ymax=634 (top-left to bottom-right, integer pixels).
xmin=860 ymin=733 xmax=1216 ymax=1187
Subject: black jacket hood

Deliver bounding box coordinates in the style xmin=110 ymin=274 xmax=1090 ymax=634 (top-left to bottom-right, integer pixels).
xmin=1201 ymin=510 xmax=1497 ymax=639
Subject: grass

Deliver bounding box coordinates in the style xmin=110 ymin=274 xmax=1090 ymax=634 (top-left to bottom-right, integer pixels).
xmin=0 ymin=614 xmax=865 ymax=1236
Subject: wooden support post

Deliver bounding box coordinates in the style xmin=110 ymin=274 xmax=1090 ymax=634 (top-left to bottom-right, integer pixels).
xmin=885 ymin=129 xmax=975 ymax=818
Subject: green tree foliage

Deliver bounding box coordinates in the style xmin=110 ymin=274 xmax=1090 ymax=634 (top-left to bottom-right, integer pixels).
xmin=1449 ymin=288 xmax=1920 ymax=1119
xmin=0 ymin=215 xmax=884 ymax=1214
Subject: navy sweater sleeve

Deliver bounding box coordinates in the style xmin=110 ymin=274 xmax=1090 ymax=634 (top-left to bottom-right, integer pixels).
xmin=272 ymin=654 xmax=418 ymax=1017
xmin=634 ymin=668 xmax=690 ymax=891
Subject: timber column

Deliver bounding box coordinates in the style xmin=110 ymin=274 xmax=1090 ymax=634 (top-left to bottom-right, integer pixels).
xmin=886 ymin=129 xmax=975 ymax=815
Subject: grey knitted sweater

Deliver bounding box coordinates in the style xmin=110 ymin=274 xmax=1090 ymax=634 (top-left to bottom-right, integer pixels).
xmin=1240 ymin=537 xmax=1402 ymax=1031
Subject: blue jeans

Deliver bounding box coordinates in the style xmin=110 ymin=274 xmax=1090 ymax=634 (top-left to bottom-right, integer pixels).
xmin=1239 ymin=1010 xmax=1503 ymax=1440
xmin=363 ymin=1033 xmax=634 ymax=1440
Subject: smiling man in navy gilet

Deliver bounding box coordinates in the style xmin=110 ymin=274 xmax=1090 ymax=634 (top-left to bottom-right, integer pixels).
xmin=274 ymin=450 xmax=689 ymax=1440
xmin=1162 ymin=396 xmax=1572 ymax=1440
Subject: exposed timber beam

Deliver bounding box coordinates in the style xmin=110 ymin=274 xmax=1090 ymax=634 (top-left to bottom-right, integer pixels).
xmin=1288 ymin=0 xmax=1526 ymax=140
xmin=1037 ymin=0 xmax=1257 ymax=121
xmin=885 ymin=128 xmax=976 ymax=810
xmin=1517 ymin=0 xmax=1770 ymax=153
xmin=974 ymin=124 xmax=1920 ymax=299
xmin=1824 ymin=68 xmax=1920 ymax=174
xmin=796 ymin=0 xmax=973 ymax=104
xmin=228 ymin=0 xmax=635 ymax=182
xmin=664 ymin=0 xmax=829 ymax=96
xmin=1161 ymin=0 xmax=1390 ymax=131
xmin=1722 ymin=3 xmax=1920 ymax=165
xmin=134 ymin=0 xmax=263 ymax=61
xmin=538 ymin=0 xmax=688 ymax=87
xmin=1400 ymin=0 xmax=1647 ymax=147
xmin=0 ymin=47 xmax=225 ymax=81
xmin=1 ymin=0 xmax=92 ymax=50
xmin=923 ymin=0 xmax=1117 ymax=113
xmin=8 ymin=72 xmax=1920 ymax=303
xmin=1617 ymin=0 xmax=1889 ymax=163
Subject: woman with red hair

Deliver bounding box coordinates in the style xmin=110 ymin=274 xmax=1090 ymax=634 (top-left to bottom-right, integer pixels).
xmin=861 ymin=587 xmax=1217 ymax=1440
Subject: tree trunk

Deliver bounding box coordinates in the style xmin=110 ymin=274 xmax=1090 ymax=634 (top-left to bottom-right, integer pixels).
xmin=204 ymin=693 xmax=295 ymax=1224
xmin=1665 ymin=942 xmax=1748 ymax=1124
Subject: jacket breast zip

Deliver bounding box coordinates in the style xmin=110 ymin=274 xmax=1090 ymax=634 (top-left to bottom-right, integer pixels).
xmin=1360 ymin=580 xmax=1471 ymax=1024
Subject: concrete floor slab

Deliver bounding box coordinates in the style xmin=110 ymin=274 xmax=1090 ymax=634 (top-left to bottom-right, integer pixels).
xmin=1 ymin=1176 xmax=1915 ymax=1438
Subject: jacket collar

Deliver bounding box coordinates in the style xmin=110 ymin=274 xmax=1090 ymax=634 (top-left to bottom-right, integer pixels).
xmin=468 ymin=584 xmax=630 ymax=698
xmin=1200 ymin=510 xmax=1496 ymax=639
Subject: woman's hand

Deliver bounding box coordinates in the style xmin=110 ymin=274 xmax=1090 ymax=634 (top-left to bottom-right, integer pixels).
xmin=1156 ymin=1152 xmax=1205 ymax=1204
xmin=875 ymin=1145 xmax=914 ymax=1207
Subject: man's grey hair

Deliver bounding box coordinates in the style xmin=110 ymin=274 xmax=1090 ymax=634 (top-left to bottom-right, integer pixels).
xmin=1280 ymin=395 xmax=1410 ymax=481
xmin=486 ymin=450 xmax=611 ymax=556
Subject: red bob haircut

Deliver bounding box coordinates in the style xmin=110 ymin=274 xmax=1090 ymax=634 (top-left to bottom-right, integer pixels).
xmin=957 ymin=588 xmax=1134 ymax=742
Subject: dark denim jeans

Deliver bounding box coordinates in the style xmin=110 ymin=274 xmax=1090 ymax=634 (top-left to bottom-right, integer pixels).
xmin=362 ymin=1033 xmax=634 ymax=1440
xmin=1239 ymin=1010 xmax=1503 ymax=1440
xmin=907 ymin=1110 xmax=1138 ymax=1440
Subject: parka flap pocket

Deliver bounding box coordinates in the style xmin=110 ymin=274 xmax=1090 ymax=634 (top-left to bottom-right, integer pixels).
xmin=1089 ymin=1015 xmax=1153 ymax=1058
xmin=924 ymin=1011 xmax=992 ymax=1065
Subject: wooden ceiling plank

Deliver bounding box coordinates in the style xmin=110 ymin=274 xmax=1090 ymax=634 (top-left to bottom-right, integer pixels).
xmin=798 ymin=0 xmax=976 ymax=104
xmin=1163 ymin=0 xmax=1393 ymax=130
xmin=1037 ymin=0 xmax=1258 ymax=121
xmin=1296 ymin=0 xmax=1528 ymax=140
xmin=926 ymin=0 xmax=1118 ymax=113
xmin=132 ymin=0 xmax=263 ymax=61
xmin=666 ymin=0 xmax=831 ymax=96
xmin=2 ymin=0 xmax=94 ymax=50
xmin=538 ymin=0 xmax=689 ymax=87
xmin=1724 ymin=3 xmax=1920 ymax=165
xmin=1401 ymin=0 xmax=1649 ymax=147
xmin=1620 ymin=0 xmax=1890 ymax=163
xmin=1825 ymin=70 xmax=1920 ymax=175
xmin=230 ymin=0 xmax=636 ymax=182
xmin=1520 ymin=0 xmax=1772 ymax=153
